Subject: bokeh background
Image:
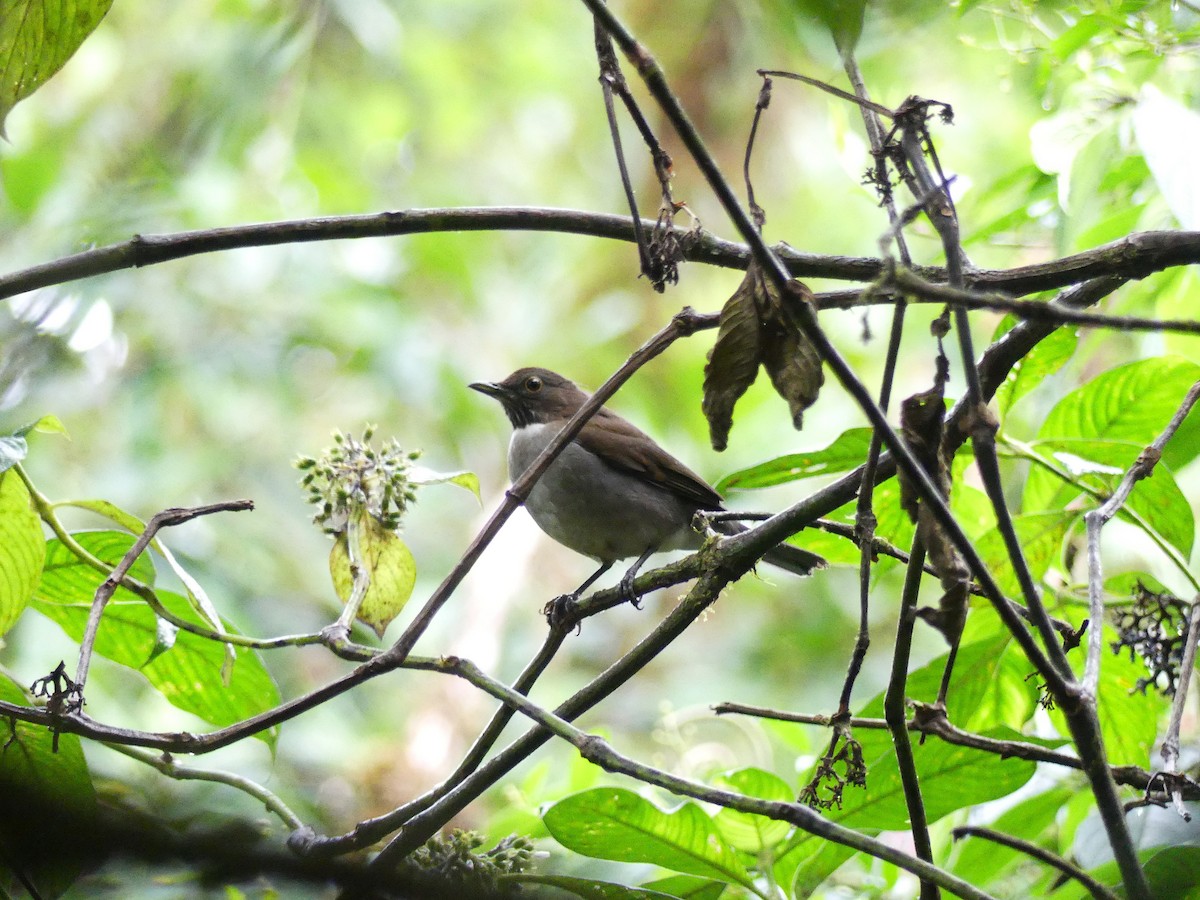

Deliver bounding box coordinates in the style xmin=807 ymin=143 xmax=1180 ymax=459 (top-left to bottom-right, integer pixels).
xmin=1 ymin=0 xmax=1197 ymax=888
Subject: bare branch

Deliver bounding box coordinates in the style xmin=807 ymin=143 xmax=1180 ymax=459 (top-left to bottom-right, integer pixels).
xmin=1084 ymin=381 xmax=1200 ymax=698
xmin=952 ymin=826 xmax=1119 ymax=900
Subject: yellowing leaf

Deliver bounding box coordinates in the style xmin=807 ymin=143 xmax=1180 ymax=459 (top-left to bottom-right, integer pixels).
xmin=329 ymin=512 xmax=416 ymax=638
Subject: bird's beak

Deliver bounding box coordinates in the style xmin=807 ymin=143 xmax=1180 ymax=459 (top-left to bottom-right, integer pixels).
xmin=469 ymin=381 xmax=503 ymax=398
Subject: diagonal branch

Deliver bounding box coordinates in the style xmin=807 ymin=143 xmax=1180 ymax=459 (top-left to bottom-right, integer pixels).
xmin=1083 ymin=380 xmax=1200 ymax=698
xmin=1160 ymin=593 xmax=1200 ymax=820
xmin=952 ymin=826 xmax=1119 ymax=900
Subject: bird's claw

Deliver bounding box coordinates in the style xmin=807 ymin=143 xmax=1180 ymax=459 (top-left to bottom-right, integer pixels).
xmin=617 ymin=572 xmax=642 ymax=609
xmin=544 ymin=593 xmax=582 ymax=631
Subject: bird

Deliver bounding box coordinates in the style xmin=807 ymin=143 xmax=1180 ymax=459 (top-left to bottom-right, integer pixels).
xmin=470 ymin=367 xmax=826 ymax=619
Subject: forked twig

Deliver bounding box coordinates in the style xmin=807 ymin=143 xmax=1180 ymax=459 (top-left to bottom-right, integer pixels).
xmin=72 ymin=501 xmax=254 ymax=705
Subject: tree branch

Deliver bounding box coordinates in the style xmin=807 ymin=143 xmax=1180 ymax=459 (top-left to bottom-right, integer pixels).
xmin=952 ymin=826 xmax=1119 ymax=900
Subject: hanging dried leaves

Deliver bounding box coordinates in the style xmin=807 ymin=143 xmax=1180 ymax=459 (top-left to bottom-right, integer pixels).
xmin=702 ymin=260 xmax=824 ymax=451
xmin=898 ymin=362 xmax=972 ymax=641
xmin=897 ymin=378 xmax=951 ymax=522
xmin=702 ymin=266 xmax=762 ymax=451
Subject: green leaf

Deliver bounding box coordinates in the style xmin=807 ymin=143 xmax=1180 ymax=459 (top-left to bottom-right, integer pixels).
xmin=640 ymin=874 xmax=727 ymax=899
xmin=1121 ymin=462 xmax=1194 ymax=560
xmin=855 ymin=637 xmax=1037 ymax=734
xmin=783 ymin=840 xmax=857 ymax=899
xmin=410 ymin=465 xmax=482 ymax=503
xmin=991 ymin=316 xmax=1078 ymax=420
xmin=0 ymin=672 xmax=96 ymax=898
xmin=32 ymin=532 xmax=281 ymax=744
xmin=974 ymin=510 xmax=1075 ymax=598
xmin=1061 ymin=846 xmax=1200 ymax=900
xmin=1139 ymin=846 xmax=1200 ymax=900
xmin=1023 ymin=439 xmax=1195 ymax=560
xmin=1023 ymin=357 xmax=1200 ymax=516
xmin=950 ymin=482 xmax=994 ymax=540
xmin=330 ymin=510 xmax=417 ymax=638
xmin=506 ymin=874 xmax=682 ymax=899
xmin=40 ymin=528 xmax=156 ymax=590
xmin=14 ymin=414 xmax=68 ymax=438
xmin=0 ymin=0 xmax=115 ymax=134
xmin=786 ymin=0 xmax=865 ymax=53
xmin=542 ymin=788 xmax=754 ymax=888
xmin=715 ymin=428 xmax=873 ymax=492
xmin=0 ymin=469 xmax=44 ymax=636
xmin=843 ymin=727 xmax=1037 ymax=830
xmin=711 ymin=768 xmax=794 ymax=853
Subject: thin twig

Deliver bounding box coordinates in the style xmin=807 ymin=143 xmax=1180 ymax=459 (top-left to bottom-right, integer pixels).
xmin=888 ymin=267 xmax=1200 ymax=335
xmin=594 ymin=18 xmax=653 ymax=281
xmin=72 ymin=500 xmax=254 ymax=705
xmin=324 ymin=511 xmax=370 ymax=641
xmin=714 ymin=701 xmax=1200 ymax=801
xmin=886 ymin=541 xmax=937 ymax=892
xmin=843 ymin=51 xmax=911 ymax=723
xmin=107 ymin=743 xmax=305 ymax=831
xmin=757 ymin=69 xmax=894 ymax=118
xmin=952 ymin=826 xmax=1120 ymax=900
xmin=1084 ymin=381 xmax=1200 ymax=698
xmin=17 ymin=470 xmax=371 ymax=658
xmin=1160 ymin=594 xmax=1200 ymax=820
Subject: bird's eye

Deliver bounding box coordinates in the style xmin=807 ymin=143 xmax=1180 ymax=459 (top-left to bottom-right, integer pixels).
xmin=525 ymin=376 xmax=543 ymax=392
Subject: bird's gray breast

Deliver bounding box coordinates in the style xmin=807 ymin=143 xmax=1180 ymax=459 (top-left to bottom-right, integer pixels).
xmin=508 ymin=424 xmax=699 ymax=563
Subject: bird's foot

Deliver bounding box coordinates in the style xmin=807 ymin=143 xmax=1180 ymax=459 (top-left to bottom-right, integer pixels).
xmin=543 ymin=593 xmax=582 ymax=631
xmin=617 ymin=571 xmax=642 ymax=609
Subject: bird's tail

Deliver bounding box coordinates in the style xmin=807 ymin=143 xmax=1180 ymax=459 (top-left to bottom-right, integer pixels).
xmin=712 ymin=519 xmax=826 ymax=576
xmin=763 ymin=541 xmax=827 ymax=576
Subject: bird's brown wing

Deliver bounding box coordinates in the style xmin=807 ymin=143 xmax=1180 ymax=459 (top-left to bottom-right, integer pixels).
xmin=576 ymin=407 xmax=725 ymax=509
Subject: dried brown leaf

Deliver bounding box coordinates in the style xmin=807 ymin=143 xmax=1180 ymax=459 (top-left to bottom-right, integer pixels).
xmin=898 ymin=368 xmax=971 ymax=641
xmin=897 ymin=377 xmax=950 ymax=522
xmin=760 ymin=279 xmax=823 ymax=431
xmin=703 ymin=263 xmax=763 ymax=451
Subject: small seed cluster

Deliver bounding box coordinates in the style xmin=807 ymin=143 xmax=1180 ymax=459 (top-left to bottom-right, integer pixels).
xmin=295 ymin=426 xmax=421 ymax=534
